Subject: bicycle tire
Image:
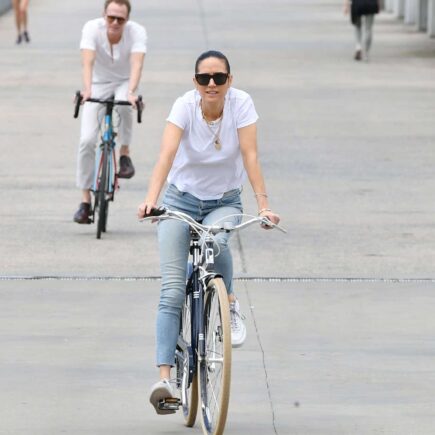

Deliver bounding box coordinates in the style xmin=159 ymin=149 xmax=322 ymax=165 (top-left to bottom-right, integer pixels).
xmin=198 ymin=277 xmax=231 ymax=435
xmin=102 ymin=201 xmax=109 ymax=233
xmin=179 ymin=292 xmax=199 ymax=426
xmin=96 ymin=141 xmax=109 ymax=239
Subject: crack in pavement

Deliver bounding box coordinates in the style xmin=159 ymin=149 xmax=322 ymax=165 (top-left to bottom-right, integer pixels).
xmin=236 ymin=232 xmax=279 ymax=435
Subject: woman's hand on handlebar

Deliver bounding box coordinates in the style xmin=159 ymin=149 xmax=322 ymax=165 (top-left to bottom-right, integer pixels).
xmin=259 ymin=210 xmax=280 ymax=230
xmin=138 ymin=201 xmax=159 ymax=219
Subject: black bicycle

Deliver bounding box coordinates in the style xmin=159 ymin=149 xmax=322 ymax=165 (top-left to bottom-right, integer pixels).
xmin=142 ymin=208 xmax=286 ymax=435
xmin=74 ymin=91 xmax=143 ymax=239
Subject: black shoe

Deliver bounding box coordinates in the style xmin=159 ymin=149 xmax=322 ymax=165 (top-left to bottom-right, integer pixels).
xmin=118 ymin=155 xmax=135 ymax=179
xmin=16 ymin=34 xmax=22 ymax=44
xmin=354 ymin=49 xmax=362 ymax=61
xmin=73 ymin=202 xmax=92 ymax=224
xmin=23 ymin=31 xmax=30 ymax=43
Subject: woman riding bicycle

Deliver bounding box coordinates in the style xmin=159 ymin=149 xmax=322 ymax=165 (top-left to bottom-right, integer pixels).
xmin=137 ymin=50 xmax=280 ymax=413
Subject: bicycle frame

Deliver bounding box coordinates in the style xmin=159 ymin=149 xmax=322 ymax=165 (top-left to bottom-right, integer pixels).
xmin=176 ymin=228 xmax=220 ymax=389
xmin=92 ymin=106 xmax=118 ymax=200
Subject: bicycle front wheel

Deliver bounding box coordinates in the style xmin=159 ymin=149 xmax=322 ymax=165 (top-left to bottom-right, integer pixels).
xmin=95 ymin=141 xmax=109 ymax=239
xmin=198 ymin=277 xmax=231 ymax=435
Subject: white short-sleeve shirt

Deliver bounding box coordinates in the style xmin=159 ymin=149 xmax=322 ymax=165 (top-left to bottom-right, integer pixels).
xmin=80 ymin=18 xmax=147 ymax=84
xmin=167 ymin=87 xmax=259 ymax=200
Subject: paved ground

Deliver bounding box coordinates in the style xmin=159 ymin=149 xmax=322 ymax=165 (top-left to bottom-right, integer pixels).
xmin=1 ymin=0 xmax=435 ymax=434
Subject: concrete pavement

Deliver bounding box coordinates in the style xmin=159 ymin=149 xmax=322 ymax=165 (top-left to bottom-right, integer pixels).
xmin=2 ymin=279 xmax=435 ymax=434
xmin=1 ymin=0 xmax=435 ymax=434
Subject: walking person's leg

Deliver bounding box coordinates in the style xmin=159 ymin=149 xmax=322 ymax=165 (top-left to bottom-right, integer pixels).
xmin=12 ymin=0 xmax=22 ymax=43
xmin=20 ymin=0 xmax=30 ymax=42
xmin=353 ymin=16 xmax=363 ymax=60
xmin=363 ymin=14 xmax=375 ymax=61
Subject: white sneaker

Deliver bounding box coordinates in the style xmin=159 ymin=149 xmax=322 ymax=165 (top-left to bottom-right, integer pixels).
xmin=230 ymin=299 xmax=246 ymax=348
xmin=149 ymin=379 xmax=176 ymax=415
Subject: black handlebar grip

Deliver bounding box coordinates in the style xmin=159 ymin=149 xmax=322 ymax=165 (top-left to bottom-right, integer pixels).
xmin=145 ymin=206 xmax=166 ymax=217
xmin=74 ymin=91 xmax=82 ymax=118
xmin=137 ymin=95 xmax=143 ymax=123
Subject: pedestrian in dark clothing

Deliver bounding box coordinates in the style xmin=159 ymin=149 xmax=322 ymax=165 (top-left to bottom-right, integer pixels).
xmin=344 ymin=0 xmax=379 ymax=61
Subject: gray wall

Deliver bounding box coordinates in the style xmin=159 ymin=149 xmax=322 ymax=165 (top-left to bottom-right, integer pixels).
xmin=0 ymin=0 xmax=11 ymax=15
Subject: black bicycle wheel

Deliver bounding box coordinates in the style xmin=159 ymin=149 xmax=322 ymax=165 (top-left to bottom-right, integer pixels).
xmin=96 ymin=141 xmax=109 ymax=239
xmin=102 ymin=148 xmax=118 ymax=233
xmin=102 ymin=200 xmax=109 ymax=233
xmin=178 ymin=291 xmax=198 ymax=426
xmin=198 ymin=278 xmax=231 ymax=435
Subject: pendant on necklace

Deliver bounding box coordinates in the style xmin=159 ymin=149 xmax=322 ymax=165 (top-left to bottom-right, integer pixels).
xmin=215 ymin=139 xmax=222 ymax=150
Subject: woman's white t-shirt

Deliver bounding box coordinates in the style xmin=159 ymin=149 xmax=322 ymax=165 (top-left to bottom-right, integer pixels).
xmin=167 ymin=87 xmax=259 ymax=200
xmin=80 ymin=18 xmax=147 ymax=84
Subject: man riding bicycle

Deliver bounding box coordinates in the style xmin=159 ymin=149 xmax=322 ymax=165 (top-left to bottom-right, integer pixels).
xmin=74 ymin=0 xmax=147 ymax=224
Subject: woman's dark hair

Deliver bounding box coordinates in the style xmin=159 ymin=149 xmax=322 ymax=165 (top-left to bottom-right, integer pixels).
xmin=195 ymin=50 xmax=231 ymax=74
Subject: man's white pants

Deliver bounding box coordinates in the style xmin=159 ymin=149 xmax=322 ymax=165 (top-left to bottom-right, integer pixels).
xmin=76 ymin=81 xmax=133 ymax=189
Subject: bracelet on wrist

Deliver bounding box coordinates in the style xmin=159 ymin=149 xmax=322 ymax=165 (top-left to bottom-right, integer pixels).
xmin=258 ymin=208 xmax=272 ymax=215
xmin=254 ymin=192 xmax=268 ymax=198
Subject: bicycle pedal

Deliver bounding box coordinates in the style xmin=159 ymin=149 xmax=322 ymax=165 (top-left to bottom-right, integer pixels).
xmin=158 ymin=397 xmax=181 ymax=411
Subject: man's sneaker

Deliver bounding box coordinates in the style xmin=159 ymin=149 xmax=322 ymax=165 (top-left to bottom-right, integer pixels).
xmin=118 ymin=155 xmax=135 ymax=179
xmin=149 ymin=379 xmax=176 ymax=415
xmin=230 ymin=299 xmax=246 ymax=348
xmin=73 ymin=202 xmax=91 ymax=224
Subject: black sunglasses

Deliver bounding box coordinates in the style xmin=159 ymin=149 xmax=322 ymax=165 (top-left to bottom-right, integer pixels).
xmin=106 ymin=15 xmax=127 ymax=24
xmin=195 ymin=73 xmax=229 ymax=86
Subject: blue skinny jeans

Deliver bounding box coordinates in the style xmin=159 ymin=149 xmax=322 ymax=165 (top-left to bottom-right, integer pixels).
xmin=156 ymin=184 xmax=243 ymax=366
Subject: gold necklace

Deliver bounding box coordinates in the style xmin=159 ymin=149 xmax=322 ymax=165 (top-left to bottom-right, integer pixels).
xmin=201 ymin=102 xmax=223 ymax=151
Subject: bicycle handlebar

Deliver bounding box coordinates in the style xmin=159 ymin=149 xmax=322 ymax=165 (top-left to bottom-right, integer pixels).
xmin=73 ymin=90 xmax=143 ymax=123
xmin=141 ymin=207 xmax=287 ymax=234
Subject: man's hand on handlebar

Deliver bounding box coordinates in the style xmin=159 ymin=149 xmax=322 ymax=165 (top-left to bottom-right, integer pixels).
xmin=78 ymin=90 xmax=91 ymax=104
xmin=128 ymin=94 xmax=140 ymax=109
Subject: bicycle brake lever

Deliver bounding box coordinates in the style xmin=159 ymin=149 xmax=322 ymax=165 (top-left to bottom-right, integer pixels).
xmin=260 ymin=217 xmax=287 ymax=233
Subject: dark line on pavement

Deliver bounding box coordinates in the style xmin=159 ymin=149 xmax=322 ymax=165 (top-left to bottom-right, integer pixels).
xmin=1 ymin=276 xmax=435 ymax=283
xmin=244 ymin=283 xmax=279 ymax=435
xmin=237 ymin=233 xmax=279 ymax=433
